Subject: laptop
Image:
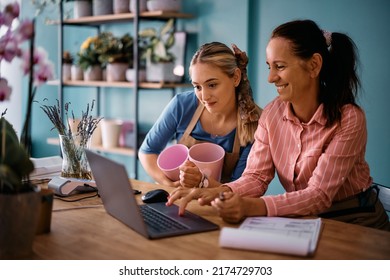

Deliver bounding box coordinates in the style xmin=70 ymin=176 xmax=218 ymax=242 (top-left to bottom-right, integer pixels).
xmin=85 ymin=150 xmax=219 ymax=239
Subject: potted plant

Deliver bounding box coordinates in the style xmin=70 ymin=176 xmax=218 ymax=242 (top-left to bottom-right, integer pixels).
xmin=0 ymin=116 xmax=41 ymax=259
xmin=77 ymin=35 xmax=103 ymax=81
xmin=95 ymin=32 xmax=134 ymax=81
xmin=139 ymin=18 xmax=179 ymax=82
xmin=62 ymin=51 xmax=73 ymax=81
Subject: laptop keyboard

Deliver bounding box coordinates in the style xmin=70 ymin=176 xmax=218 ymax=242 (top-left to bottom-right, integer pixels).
xmin=139 ymin=205 xmax=188 ymax=232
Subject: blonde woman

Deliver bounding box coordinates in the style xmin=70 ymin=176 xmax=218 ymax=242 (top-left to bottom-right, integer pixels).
xmin=139 ymin=42 xmax=262 ymax=189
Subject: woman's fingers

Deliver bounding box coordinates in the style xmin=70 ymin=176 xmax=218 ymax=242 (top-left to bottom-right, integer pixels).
xmin=211 ymin=192 xmax=243 ymax=223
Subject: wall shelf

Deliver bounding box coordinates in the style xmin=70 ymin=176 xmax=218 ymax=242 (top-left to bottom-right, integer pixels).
xmin=53 ymin=2 xmax=194 ymax=178
xmin=62 ymin=11 xmax=193 ymax=25
xmin=47 ymin=80 xmax=191 ymax=89
xmin=47 ymin=137 xmax=135 ymax=156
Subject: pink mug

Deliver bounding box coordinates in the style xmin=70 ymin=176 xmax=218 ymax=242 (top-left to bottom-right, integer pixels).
xmin=157 ymin=144 xmax=189 ymax=181
xmin=188 ymin=143 xmax=225 ymax=181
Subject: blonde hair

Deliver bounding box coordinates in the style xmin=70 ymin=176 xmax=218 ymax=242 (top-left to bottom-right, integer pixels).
xmin=190 ymin=42 xmax=262 ymax=146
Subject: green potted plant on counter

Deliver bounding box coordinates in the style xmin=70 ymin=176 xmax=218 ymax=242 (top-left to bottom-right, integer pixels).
xmin=0 ymin=116 xmax=41 ymax=259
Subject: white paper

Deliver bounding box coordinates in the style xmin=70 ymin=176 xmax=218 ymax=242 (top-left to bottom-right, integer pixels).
xmin=219 ymin=217 xmax=322 ymax=256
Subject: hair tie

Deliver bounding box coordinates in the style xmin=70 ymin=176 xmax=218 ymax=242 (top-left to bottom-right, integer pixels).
xmin=322 ymin=30 xmax=332 ymax=47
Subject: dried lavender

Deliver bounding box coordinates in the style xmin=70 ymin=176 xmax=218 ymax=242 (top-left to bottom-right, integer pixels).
xmin=39 ymin=99 xmax=102 ymax=179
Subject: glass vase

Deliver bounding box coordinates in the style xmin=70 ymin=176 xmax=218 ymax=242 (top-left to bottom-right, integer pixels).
xmin=59 ymin=134 xmax=92 ymax=180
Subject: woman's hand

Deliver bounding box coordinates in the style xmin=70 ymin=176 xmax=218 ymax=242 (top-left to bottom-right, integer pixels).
xmin=167 ymin=185 xmax=230 ymax=216
xmin=162 ymin=180 xmax=182 ymax=188
xmin=211 ymin=194 xmax=268 ymax=224
xmin=179 ymin=160 xmax=202 ymax=188
xmin=138 ymin=152 xmax=181 ymax=188
xmin=211 ymin=192 xmax=246 ymax=223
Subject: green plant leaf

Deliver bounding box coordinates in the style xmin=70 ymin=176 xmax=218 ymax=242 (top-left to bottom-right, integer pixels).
xmin=165 ymin=33 xmax=175 ymax=49
xmin=154 ymin=41 xmax=167 ymax=59
xmin=160 ymin=18 xmax=174 ymax=37
xmin=139 ymin=28 xmax=157 ymax=38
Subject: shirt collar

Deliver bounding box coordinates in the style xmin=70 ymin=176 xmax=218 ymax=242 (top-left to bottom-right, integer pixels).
xmin=284 ymin=102 xmax=327 ymax=126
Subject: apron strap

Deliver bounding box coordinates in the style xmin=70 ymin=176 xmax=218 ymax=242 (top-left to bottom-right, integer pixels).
xmin=181 ymin=102 xmax=204 ymax=143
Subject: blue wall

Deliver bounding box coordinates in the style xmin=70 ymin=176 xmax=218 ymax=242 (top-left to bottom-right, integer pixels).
xmin=26 ymin=0 xmax=390 ymax=190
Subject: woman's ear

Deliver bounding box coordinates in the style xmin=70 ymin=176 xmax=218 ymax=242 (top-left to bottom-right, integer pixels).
xmin=309 ymin=53 xmax=323 ymax=78
xmin=233 ymin=68 xmax=241 ymax=87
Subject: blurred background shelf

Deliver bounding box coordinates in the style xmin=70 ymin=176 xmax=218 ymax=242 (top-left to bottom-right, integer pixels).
xmin=47 ymin=137 xmax=135 ymax=156
xmin=47 ymin=80 xmax=191 ymax=89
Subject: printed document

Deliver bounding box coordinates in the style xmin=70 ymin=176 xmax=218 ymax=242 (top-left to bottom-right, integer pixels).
xmin=219 ymin=217 xmax=322 ymax=256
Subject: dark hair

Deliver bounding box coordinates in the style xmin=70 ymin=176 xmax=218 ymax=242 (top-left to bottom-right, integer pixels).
xmin=190 ymin=42 xmax=261 ymax=145
xmin=271 ymin=20 xmax=360 ymax=126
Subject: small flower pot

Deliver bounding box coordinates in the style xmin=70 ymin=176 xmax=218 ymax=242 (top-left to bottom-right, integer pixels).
xmin=147 ymin=0 xmax=182 ymax=12
xmin=71 ymin=65 xmax=84 ymax=80
xmin=93 ymin=0 xmax=113 ymax=16
xmin=0 ymin=186 xmax=41 ymax=259
xmin=146 ymin=61 xmax=180 ymax=82
xmin=74 ymin=0 xmax=92 ymax=18
xmin=62 ymin=63 xmax=72 ymax=81
xmin=84 ymin=65 xmax=103 ymax=81
xmin=125 ymin=68 xmax=146 ymax=82
xmin=130 ymin=0 xmax=147 ymax=13
xmin=101 ymin=119 xmax=123 ymax=148
xmin=113 ymin=0 xmax=129 ymax=14
xmin=106 ymin=62 xmax=128 ymax=82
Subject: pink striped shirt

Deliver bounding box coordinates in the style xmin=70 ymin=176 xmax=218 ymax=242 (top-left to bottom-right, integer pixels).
xmin=226 ymin=97 xmax=372 ymax=217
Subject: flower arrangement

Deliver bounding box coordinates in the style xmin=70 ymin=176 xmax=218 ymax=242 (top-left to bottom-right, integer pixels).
xmin=95 ymin=32 xmax=134 ymax=68
xmin=78 ymin=32 xmax=134 ymax=70
xmin=77 ymin=35 xmax=101 ymax=71
xmin=0 ymin=1 xmax=54 ymax=193
xmin=0 ymin=2 xmax=54 ymax=101
xmin=39 ymin=99 xmax=102 ymax=179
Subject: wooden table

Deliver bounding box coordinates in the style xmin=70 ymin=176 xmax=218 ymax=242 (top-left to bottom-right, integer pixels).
xmin=32 ymin=180 xmax=390 ymax=260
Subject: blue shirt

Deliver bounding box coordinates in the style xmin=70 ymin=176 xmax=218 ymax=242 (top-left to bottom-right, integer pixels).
xmin=139 ymin=91 xmax=252 ymax=181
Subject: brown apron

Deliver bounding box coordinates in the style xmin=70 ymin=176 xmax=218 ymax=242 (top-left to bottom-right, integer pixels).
xmin=319 ymin=185 xmax=390 ymax=231
xmin=178 ymin=103 xmax=240 ymax=183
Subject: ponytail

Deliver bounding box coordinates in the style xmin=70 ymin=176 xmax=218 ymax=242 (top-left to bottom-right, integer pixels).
xmin=322 ymin=32 xmax=360 ymax=125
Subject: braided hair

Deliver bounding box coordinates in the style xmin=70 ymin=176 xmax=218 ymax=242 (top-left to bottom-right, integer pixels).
xmin=189 ymin=42 xmax=261 ymax=146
